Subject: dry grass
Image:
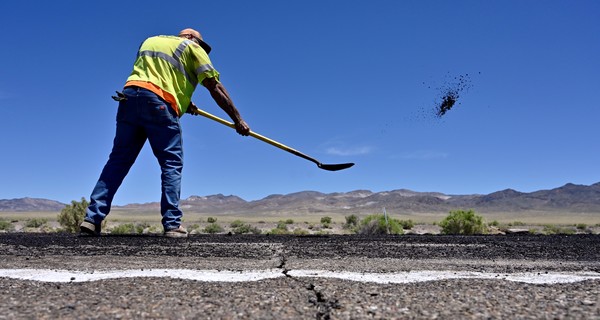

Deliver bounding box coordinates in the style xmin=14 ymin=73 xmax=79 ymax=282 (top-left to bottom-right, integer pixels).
xmin=1 ymin=210 xmax=599 ymax=230
xmin=0 ymin=212 xmax=58 ymax=221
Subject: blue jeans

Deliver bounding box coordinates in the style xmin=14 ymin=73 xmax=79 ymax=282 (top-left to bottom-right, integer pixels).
xmin=85 ymin=86 xmax=184 ymax=230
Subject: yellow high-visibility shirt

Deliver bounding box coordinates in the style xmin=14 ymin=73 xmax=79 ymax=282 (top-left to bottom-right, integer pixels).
xmin=125 ymin=35 xmax=219 ymax=116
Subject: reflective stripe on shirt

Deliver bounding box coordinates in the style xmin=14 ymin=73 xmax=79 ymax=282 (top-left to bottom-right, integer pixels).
xmin=137 ymin=39 xmax=215 ymax=87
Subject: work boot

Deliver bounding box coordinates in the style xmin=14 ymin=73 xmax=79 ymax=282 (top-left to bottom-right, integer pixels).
xmin=164 ymin=226 xmax=188 ymax=238
xmin=80 ymin=220 xmax=101 ymax=236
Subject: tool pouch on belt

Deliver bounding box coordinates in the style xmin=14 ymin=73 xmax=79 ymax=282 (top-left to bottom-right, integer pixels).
xmin=111 ymin=91 xmax=127 ymax=102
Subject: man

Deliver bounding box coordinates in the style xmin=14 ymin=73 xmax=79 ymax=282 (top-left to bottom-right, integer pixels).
xmin=80 ymin=28 xmax=250 ymax=238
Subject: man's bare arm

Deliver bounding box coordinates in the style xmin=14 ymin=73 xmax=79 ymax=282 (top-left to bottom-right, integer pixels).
xmin=202 ymin=77 xmax=250 ymax=136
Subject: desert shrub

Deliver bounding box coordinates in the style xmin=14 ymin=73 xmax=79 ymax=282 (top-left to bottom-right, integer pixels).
xmin=439 ymin=210 xmax=486 ymax=235
xmin=508 ymin=221 xmax=526 ymax=227
xmin=0 ymin=219 xmax=13 ymax=231
xmin=320 ymin=216 xmax=332 ymax=228
xmin=146 ymin=225 xmax=163 ymax=234
xmin=26 ymin=218 xmax=48 ymax=228
xmin=40 ymin=225 xmax=57 ymax=233
xmin=230 ymin=220 xmax=244 ymax=228
xmin=57 ymin=198 xmax=89 ymax=233
xmin=135 ymin=222 xmax=151 ymax=234
xmin=111 ymin=223 xmax=136 ymax=234
xmin=321 ymin=216 xmax=332 ymax=224
xmin=543 ymin=224 xmax=575 ymax=235
xmin=233 ymin=223 xmax=261 ymax=234
xmin=357 ymin=214 xmax=403 ymax=235
xmin=489 ymin=220 xmax=500 ymax=227
xmin=276 ymin=221 xmax=288 ymax=230
xmin=560 ymin=227 xmax=575 ymax=235
xmin=270 ymin=220 xmax=290 ymax=235
xmin=284 ymin=219 xmax=294 ymax=224
xmin=576 ymin=223 xmax=587 ymax=230
xmin=207 ymin=217 xmax=217 ymax=223
xmin=293 ymin=228 xmax=309 ymax=235
xmin=204 ymin=223 xmax=223 ymax=234
xmin=542 ymin=224 xmax=557 ymax=235
xmin=269 ymin=227 xmax=289 ymax=235
xmin=398 ymin=219 xmax=415 ymax=230
xmin=344 ymin=215 xmax=359 ymax=229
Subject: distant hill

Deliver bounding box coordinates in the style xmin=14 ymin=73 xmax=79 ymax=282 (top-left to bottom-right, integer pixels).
xmin=2 ymin=182 xmax=600 ymax=216
xmin=118 ymin=182 xmax=600 ymax=216
xmin=0 ymin=198 xmax=66 ymax=212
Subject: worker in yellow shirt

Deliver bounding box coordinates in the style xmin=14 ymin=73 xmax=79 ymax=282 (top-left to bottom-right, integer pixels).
xmin=81 ymin=28 xmax=250 ymax=238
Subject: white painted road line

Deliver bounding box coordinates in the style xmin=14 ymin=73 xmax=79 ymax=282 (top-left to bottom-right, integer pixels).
xmin=0 ymin=269 xmax=283 ymax=283
xmin=288 ymin=270 xmax=600 ymax=285
xmin=1 ymin=269 xmax=600 ymax=284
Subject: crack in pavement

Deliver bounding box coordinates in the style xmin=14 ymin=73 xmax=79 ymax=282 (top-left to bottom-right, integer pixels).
xmin=306 ymin=283 xmax=341 ymax=320
xmin=273 ymin=245 xmax=340 ymax=320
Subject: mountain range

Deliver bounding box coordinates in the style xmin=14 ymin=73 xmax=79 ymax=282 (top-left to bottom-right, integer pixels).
xmin=2 ymin=182 xmax=600 ymax=216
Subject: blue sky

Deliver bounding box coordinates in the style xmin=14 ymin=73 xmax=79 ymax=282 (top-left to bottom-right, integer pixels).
xmin=1 ymin=1 xmax=598 ymax=205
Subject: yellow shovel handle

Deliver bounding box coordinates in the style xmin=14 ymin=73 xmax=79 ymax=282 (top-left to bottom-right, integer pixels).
xmin=191 ymin=107 xmax=354 ymax=171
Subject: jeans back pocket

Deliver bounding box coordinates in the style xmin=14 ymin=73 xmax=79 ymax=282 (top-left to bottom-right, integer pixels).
xmin=143 ymin=100 xmax=178 ymax=126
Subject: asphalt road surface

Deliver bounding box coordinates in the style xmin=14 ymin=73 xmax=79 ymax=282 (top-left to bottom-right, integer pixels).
xmin=1 ymin=233 xmax=599 ymax=319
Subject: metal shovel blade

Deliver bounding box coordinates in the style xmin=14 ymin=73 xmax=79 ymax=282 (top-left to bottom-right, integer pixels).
xmin=317 ymin=162 xmax=355 ymax=171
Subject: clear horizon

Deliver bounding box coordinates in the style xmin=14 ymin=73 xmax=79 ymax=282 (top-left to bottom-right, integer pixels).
xmin=3 ymin=180 xmax=598 ymax=204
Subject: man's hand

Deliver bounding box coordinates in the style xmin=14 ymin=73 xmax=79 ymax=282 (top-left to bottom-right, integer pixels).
xmin=186 ymin=102 xmax=200 ymax=115
xmin=234 ymin=119 xmax=251 ymax=136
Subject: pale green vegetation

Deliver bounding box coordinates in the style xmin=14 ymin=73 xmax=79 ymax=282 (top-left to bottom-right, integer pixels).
xmin=188 ymin=223 xmax=201 ymax=232
xmin=398 ymin=219 xmax=415 ymax=230
xmin=268 ymin=219 xmax=310 ymax=234
xmin=204 ymin=223 xmax=223 ymax=234
xmin=25 ymin=218 xmax=48 ymax=228
xmin=57 ymin=198 xmax=89 ymax=233
xmin=357 ymin=214 xmax=404 ymax=235
xmin=110 ymin=223 xmax=137 ymax=235
xmin=269 ymin=226 xmax=289 ymax=235
xmin=270 ymin=220 xmax=289 ymax=234
xmin=207 ymin=217 xmax=217 ymax=223
xmin=0 ymin=218 xmax=14 ymax=231
xmin=439 ymin=210 xmax=486 ymax=235
xmin=320 ymin=216 xmax=332 ymax=229
xmin=541 ymin=224 xmax=576 ymax=235
xmin=230 ymin=220 xmax=244 ymax=228
xmin=232 ymin=223 xmax=261 ymax=234
xmin=508 ymin=221 xmax=526 ymax=227
xmin=2 ymin=201 xmax=600 ymax=235
xmin=344 ymin=214 xmax=359 ymax=230
xmin=293 ymin=228 xmax=309 ymax=235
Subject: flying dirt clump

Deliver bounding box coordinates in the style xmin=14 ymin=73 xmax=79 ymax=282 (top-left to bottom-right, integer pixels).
xmin=436 ymin=92 xmax=458 ymax=117
xmin=434 ymin=73 xmax=472 ymax=118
